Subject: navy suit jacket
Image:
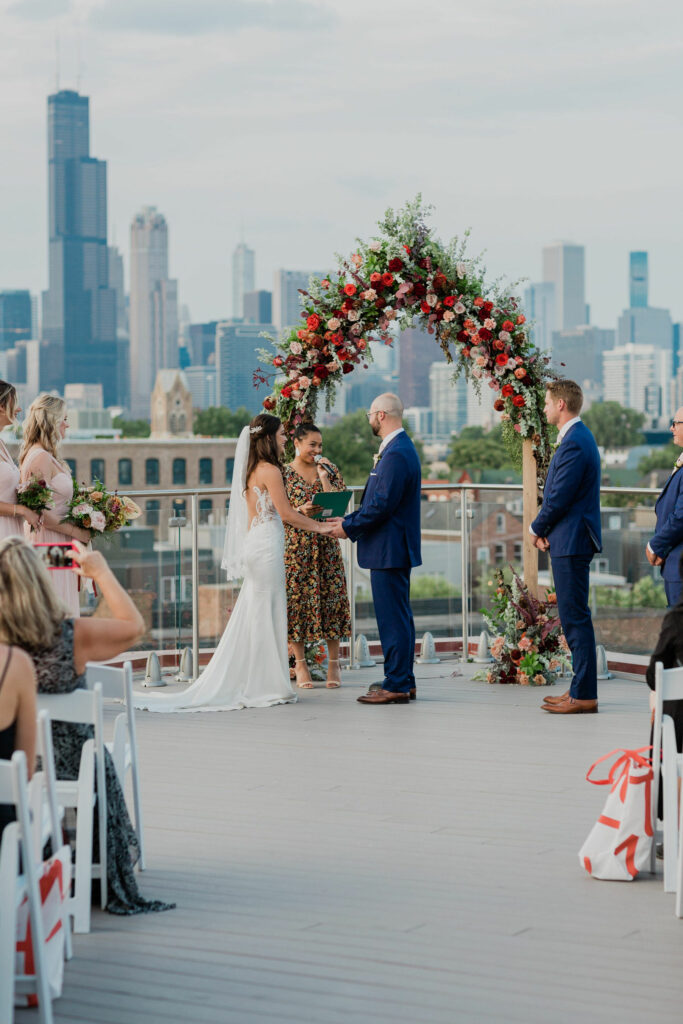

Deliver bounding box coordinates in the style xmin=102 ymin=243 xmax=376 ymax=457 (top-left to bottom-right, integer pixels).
xmin=343 ymin=430 xmax=422 ymax=569
xmin=650 ymin=464 xmax=683 ymax=582
xmin=531 ymin=420 xmax=602 ymax=556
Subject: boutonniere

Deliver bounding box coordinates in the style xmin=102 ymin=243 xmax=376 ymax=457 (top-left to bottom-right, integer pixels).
xmin=372 ymin=452 xmax=383 ymax=468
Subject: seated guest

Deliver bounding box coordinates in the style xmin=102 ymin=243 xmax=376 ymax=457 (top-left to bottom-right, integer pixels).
xmin=0 ymin=641 xmax=37 ymax=839
xmin=284 ymin=422 xmax=351 ymax=688
xmin=645 ymin=550 xmax=683 ymax=754
xmin=0 ymin=536 xmax=174 ymax=915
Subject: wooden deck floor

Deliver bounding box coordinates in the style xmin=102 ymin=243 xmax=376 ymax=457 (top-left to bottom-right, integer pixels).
xmin=17 ymin=662 xmax=683 ymax=1024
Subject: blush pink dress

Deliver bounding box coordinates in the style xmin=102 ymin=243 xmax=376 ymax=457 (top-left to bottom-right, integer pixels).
xmin=21 ymin=446 xmax=80 ymax=617
xmin=0 ymin=439 xmax=22 ymax=540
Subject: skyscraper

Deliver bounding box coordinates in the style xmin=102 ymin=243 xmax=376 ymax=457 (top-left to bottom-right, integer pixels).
xmin=0 ymin=291 xmax=32 ymax=350
xmin=523 ymin=282 xmax=555 ymax=352
xmin=243 ymin=290 xmax=272 ymax=324
xmin=41 ymin=90 xmax=118 ymax=399
xmin=542 ymin=242 xmax=586 ymax=330
xmin=629 ymin=252 xmax=648 ymax=308
xmin=232 ymin=243 xmax=255 ymax=319
xmin=398 ymin=326 xmax=442 ymax=407
xmin=551 ymin=326 xmax=615 ymax=390
xmin=129 ymin=207 xmax=179 ymax=418
xmin=215 ymin=321 xmax=273 ymax=413
xmin=272 ymin=270 xmax=322 ymax=332
xmin=603 ymin=344 xmax=670 ymax=423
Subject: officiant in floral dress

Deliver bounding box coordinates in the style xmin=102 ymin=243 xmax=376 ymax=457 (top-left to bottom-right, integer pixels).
xmin=284 ymin=423 xmax=351 ymax=689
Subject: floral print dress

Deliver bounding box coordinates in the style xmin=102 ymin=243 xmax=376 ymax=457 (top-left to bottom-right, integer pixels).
xmin=284 ymin=465 xmax=352 ymax=643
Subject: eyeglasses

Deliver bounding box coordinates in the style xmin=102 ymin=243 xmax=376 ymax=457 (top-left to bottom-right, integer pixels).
xmin=671 ymin=421 xmax=683 ymax=428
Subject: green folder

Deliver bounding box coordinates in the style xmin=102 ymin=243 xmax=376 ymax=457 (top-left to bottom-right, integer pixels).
xmin=311 ymin=490 xmax=352 ymax=519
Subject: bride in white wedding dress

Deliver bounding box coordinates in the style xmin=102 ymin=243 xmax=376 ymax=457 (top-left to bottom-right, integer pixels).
xmin=134 ymin=414 xmax=335 ymax=713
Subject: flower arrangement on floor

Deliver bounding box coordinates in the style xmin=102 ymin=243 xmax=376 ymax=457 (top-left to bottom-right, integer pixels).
xmin=288 ymin=641 xmax=328 ymax=682
xmin=63 ymin=480 xmax=142 ymax=538
xmin=474 ymin=568 xmax=570 ymax=686
xmin=256 ymin=196 xmax=556 ymax=467
xmin=15 ymin=475 xmax=53 ymax=516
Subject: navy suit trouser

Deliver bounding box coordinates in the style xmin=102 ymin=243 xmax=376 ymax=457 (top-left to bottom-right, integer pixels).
xmin=665 ymin=578 xmax=683 ymax=608
xmin=370 ymin=567 xmax=415 ymax=694
xmin=551 ymin=553 xmax=597 ymax=701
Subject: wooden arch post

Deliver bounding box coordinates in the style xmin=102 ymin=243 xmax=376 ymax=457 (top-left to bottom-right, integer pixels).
xmin=522 ymin=438 xmax=539 ymax=598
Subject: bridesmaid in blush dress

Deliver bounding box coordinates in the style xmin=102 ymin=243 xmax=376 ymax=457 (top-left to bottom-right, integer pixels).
xmin=19 ymin=395 xmax=90 ymax=616
xmin=0 ymin=381 xmax=42 ymax=540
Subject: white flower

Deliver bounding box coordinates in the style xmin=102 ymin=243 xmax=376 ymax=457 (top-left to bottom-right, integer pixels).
xmin=290 ymin=341 xmax=302 ymax=355
xmin=361 ymin=289 xmax=377 ymax=301
xmin=484 ymin=318 xmax=496 ymax=330
xmin=426 ymin=293 xmax=438 ymax=307
xmin=443 ymin=310 xmax=455 ymax=322
xmin=506 ymin=358 xmax=517 ymax=370
xmin=350 ymin=323 xmax=363 ymax=335
xmin=327 ymin=318 xmax=341 ymax=331
xmin=90 ymin=510 xmax=106 ymax=532
xmin=454 ymin=302 xmax=466 ymax=314
xmin=72 ymin=502 xmax=94 ymax=517
xmin=456 ymin=262 xmax=467 ymax=278
xmin=298 ymin=376 xmax=311 ymax=389
xmin=289 ymin=370 xmax=299 ymax=380
xmin=369 ymin=241 xmax=381 ymax=252
xmin=499 ymin=330 xmax=511 ymax=342
xmin=347 ymin=309 xmax=360 ymax=322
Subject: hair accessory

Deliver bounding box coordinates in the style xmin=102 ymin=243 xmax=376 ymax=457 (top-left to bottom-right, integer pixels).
xmin=249 ymin=426 xmax=262 ymax=435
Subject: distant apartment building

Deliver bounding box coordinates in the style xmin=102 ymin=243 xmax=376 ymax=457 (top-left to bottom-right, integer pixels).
xmin=398 ymin=327 xmax=441 ymax=407
xmin=129 ymin=206 xmax=179 ymax=418
xmin=603 ymin=343 xmax=670 ymax=422
xmin=215 ymin=321 xmax=273 ymax=413
xmin=542 ymin=242 xmax=587 ymax=330
xmin=272 ymin=270 xmax=322 ymax=332
xmin=243 ymin=290 xmax=272 ymax=324
xmin=523 ymin=282 xmax=555 ymax=352
xmin=188 ymin=322 xmax=219 ymax=366
xmin=232 ymin=242 xmax=255 ymax=319
xmin=551 ymin=326 xmax=615 ymax=390
xmin=184 ymin=365 xmax=217 ymax=410
xmin=429 ymin=363 xmax=467 ymax=438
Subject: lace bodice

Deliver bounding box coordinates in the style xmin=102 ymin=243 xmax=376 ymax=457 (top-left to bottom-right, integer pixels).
xmin=249 ymin=486 xmax=280 ymax=530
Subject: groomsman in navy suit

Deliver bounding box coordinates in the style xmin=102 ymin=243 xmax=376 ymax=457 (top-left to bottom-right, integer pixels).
xmin=329 ymin=393 xmax=422 ymax=705
xmin=529 ymin=380 xmax=602 ymax=715
xmin=646 ymin=408 xmax=683 ymax=607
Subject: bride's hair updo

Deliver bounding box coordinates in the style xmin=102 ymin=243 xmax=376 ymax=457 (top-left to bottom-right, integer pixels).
xmin=245 ymin=413 xmax=283 ymax=485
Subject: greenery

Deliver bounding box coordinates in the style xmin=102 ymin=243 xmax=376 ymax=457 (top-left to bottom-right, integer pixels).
xmin=112 ymin=416 xmax=150 ymax=438
xmin=356 ymin=574 xmax=461 ymax=602
xmin=638 ymin=444 xmax=679 ymax=475
xmin=193 ymin=406 xmax=252 ymax=437
xmin=447 ymin=425 xmax=514 ymax=472
xmin=319 ymin=409 xmax=426 ymax=485
xmin=593 ymin=576 xmax=667 ymax=609
xmin=582 ymin=402 xmax=645 ymax=448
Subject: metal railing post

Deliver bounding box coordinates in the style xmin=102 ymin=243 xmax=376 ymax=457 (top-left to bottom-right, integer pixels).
xmin=460 ymin=488 xmax=470 ymax=663
xmin=347 ymin=490 xmax=357 ymax=668
xmin=191 ymin=493 xmax=199 ymax=680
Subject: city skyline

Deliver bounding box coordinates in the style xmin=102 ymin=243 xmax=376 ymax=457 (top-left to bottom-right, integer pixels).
xmin=0 ymin=0 xmax=681 ymax=331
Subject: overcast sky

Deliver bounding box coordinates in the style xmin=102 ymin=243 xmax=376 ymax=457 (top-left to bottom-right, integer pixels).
xmin=1 ymin=0 xmax=682 ymax=329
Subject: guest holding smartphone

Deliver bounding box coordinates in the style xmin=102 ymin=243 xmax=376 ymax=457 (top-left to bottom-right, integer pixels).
xmin=0 ymin=380 xmax=42 ymax=539
xmin=19 ymin=394 xmax=90 ymax=616
xmin=284 ymin=422 xmax=351 ymax=689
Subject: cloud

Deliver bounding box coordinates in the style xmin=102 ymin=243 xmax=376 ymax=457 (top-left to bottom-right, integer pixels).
xmin=89 ymin=0 xmax=335 ymax=35
xmin=7 ymin=0 xmax=71 ymax=18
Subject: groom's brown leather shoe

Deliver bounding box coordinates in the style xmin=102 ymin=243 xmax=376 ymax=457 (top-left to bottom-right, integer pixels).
xmin=542 ymin=696 xmax=598 ymax=714
xmin=409 ymin=688 xmax=416 ymax=700
xmin=358 ymin=689 xmax=410 ymax=704
xmin=541 ymin=690 xmax=570 ymax=706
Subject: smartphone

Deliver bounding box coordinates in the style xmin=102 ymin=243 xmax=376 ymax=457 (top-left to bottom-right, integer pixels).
xmin=33 ymin=542 xmax=77 ymax=570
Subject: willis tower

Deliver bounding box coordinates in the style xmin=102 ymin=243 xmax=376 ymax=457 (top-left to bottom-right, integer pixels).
xmin=41 ymin=90 xmax=119 ymax=402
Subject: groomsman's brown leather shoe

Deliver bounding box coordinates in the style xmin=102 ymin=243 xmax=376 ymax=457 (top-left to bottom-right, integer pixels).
xmin=541 ymin=690 xmax=570 ymax=706
xmin=357 ymin=689 xmax=410 ymax=705
xmin=409 ymin=688 xmax=416 ymax=700
xmin=542 ymin=697 xmax=598 ymax=714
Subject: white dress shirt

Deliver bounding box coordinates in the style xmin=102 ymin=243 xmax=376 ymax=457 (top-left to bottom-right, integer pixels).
xmin=378 ymin=427 xmax=404 ymax=454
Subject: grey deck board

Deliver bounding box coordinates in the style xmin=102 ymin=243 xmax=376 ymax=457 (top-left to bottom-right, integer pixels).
xmin=16 ymin=662 xmax=683 ymax=1023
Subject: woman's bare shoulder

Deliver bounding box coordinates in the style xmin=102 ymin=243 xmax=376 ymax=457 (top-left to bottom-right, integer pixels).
xmin=0 ymin=645 xmax=36 ymax=683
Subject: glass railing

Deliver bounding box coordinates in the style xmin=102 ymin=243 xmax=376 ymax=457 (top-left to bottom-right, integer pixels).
xmin=86 ymin=482 xmax=665 ymax=675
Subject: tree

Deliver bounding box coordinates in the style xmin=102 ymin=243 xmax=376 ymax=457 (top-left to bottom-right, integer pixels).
xmin=581 ymin=402 xmax=645 ymax=448
xmin=638 ymin=444 xmax=679 ymax=475
xmin=112 ymin=416 xmax=150 ymax=438
xmin=446 ymin=424 xmax=515 ymax=472
xmin=320 ymin=409 xmax=427 ymax=485
xmin=193 ymin=406 xmax=252 ymax=437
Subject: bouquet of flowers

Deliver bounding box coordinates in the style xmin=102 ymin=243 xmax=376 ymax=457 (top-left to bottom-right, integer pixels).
xmin=474 ymin=568 xmax=570 ymax=686
xmin=63 ymin=479 xmax=142 ymax=538
xmin=288 ymin=640 xmax=328 ymax=681
xmin=15 ymin=475 xmax=53 ymax=516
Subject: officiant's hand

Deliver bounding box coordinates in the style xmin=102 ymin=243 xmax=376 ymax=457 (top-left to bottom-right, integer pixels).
xmin=327 ymin=518 xmax=347 ymax=539
xmin=296 ymin=500 xmax=320 ymax=518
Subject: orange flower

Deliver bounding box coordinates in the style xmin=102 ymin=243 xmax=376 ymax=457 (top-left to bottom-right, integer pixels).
xmin=473 ymin=297 xmax=484 ymax=308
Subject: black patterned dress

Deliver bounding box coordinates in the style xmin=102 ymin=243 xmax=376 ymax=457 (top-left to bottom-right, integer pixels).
xmin=32 ymin=620 xmax=174 ymax=915
xmin=283 ymin=465 xmax=352 ymax=643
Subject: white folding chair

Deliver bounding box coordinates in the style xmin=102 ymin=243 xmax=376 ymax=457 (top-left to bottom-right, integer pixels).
xmin=35 ymin=710 xmax=73 ymax=961
xmin=0 ymin=752 xmax=53 ymax=1024
xmin=651 ymin=662 xmax=683 ymax=892
xmin=37 ymin=684 xmax=106 ymax=933
xmin=85 ymin=660 xmax=146 ymax=869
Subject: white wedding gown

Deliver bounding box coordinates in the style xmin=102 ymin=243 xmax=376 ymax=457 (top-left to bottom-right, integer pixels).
xmin=134 ymin=487 xmax=296 ymax=712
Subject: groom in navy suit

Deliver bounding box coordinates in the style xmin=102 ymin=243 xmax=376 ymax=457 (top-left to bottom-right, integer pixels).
xmin=529 ymin=380 xmax=602 ymax=715
xmin=646 ymin=408 xmax=683 ymax=607
xmin=329 ymin=393 xmax=422 ymax=705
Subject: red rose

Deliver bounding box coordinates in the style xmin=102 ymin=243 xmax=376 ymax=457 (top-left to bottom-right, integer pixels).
xmin=493 ymin=339 xmax=505 ymax=351
xmin=370 ymin=272 xmax=382 ymax=284
xmin=382 ymin=272 xmax=394 ymax=287
xmin=344 ymin=283 xmax=357 ymax=296
xmin=342 ymin=363 xmax=354 ymax=374
xmin=307 ymin=313 xmax=321 ymax=331
xmin=281 ymin=386 xmax=293 ymax=399
xmin=512 ymin=395 xmax=525 ymax=408
xmin=419 ymin=258 xmax=429 ymax=270
xmin=342 ymin=298 xmax=354 ymax=311
xmin=273 ymin=356 xmax=283 ymax=367
xmin=263 ymin=397 xmax=276 ymax=410
xmin=420 ymin=301 xmax=431 ymax=314
xmin=443 ymin=296 xmax=456 ymax=308
xmin=413 ymin=282 xmax=426 ymax=298
xmin=516 ymin=314 xmax=526 ymax=325
xmin=483 ymin=300 xmax=494 ymax=313
xmin=456 ymin=330 xmax=469 ymax=343
xmin=502 ymin=320 xmax=514 ymax=332
xmin=501 ymin=384 xmax=514 ymax=397
xmin=493 ymin=399 xmax=505 ymax=412
xmin=473 ymin=297 xmax=484 ymax=308
xmin=314 ymin=365 xmax=329 ymax=379
xmin=375 ymin=297 xmax=387 ymax=310
xmin=495 ymin=353 xmax=508 ymax=366
xmin=387 ymin=257 xmax=403 ymax=272
xmin=479 ymin=328 xmax=492 ymax=341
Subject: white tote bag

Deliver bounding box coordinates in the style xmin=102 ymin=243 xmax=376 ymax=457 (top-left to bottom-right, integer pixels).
xmin=578 ymin=747 xmax=653 ymax=881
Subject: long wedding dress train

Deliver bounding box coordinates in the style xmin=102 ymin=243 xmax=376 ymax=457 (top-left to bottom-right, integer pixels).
xmin=134 ymin=487 xmax=296 ymax=712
